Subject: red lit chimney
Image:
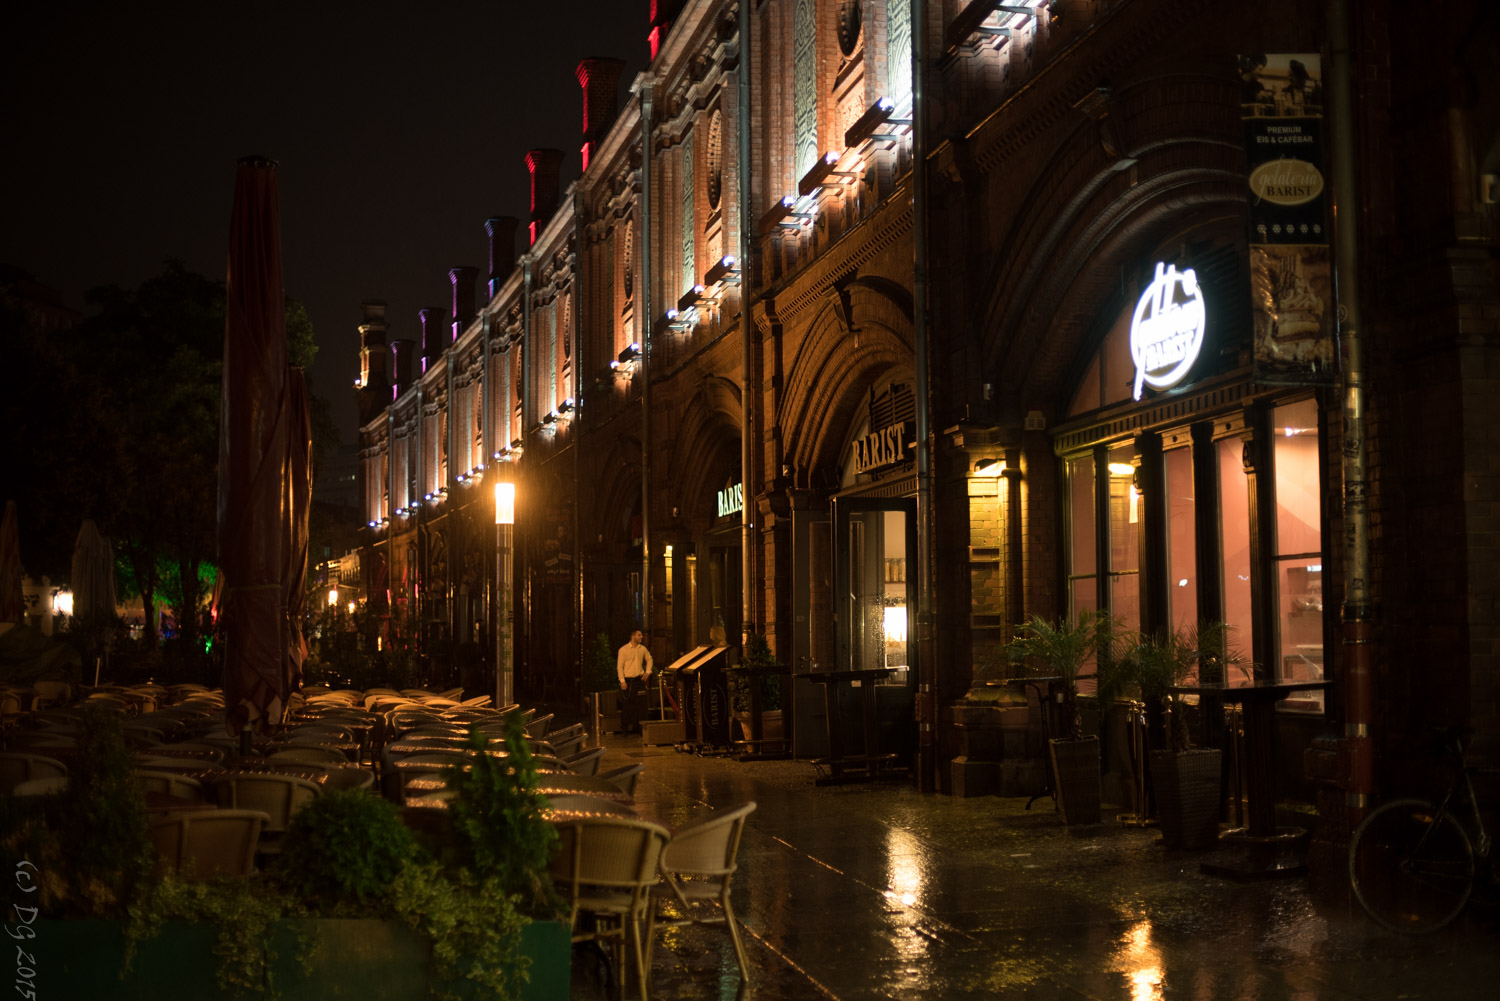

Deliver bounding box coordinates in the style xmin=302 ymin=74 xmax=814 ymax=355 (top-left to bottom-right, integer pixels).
xmin=485 ymin=217 xmax=518 ymax=298
xmin=525 ymin=149 xmax=564 ymax=247
xmin=576 ymin=58 xmax=626 ymax=172
xmin=418 ymin=307 xmax=447 ymax=372
xmin=649 ymin=0 xmax=686 ymax=61
xmin=356 ymin=299 xmax=389 ymax=425
xmin=449 ymin=267 xmax=478 ymax=342
xmin=390 ymin=338 xmax=416 ymax=398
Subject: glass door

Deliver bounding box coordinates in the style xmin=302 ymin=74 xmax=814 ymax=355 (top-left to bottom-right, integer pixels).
xmin=834 ymin=497 xmax=917 ymax=685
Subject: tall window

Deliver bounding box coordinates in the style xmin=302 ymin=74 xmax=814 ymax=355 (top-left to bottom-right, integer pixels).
xmin=1272 ymin=398 xmax=1323 ymax=710
xmin=681 ymin=131 xmax=695 ymax=294
xmin=1218 ymin=437 xmax=1254 ymax=669
xmin=793 ymin=0 xmax=818 ymax=178
xmin=1165 ymin=446 xmax=1197 ymax=631
xmin=886 ymin=0 xmax=912 ymax=106
xmin=1066 ymin=454 xmax=1097 ymax=616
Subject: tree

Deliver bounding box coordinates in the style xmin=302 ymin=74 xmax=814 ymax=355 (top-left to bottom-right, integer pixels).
xmin=4 ymin=261 xmax=331 ymax=649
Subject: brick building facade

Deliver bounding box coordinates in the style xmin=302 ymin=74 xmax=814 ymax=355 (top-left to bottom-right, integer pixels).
xmin=354 ymin=0 xmax=1500 ymax=849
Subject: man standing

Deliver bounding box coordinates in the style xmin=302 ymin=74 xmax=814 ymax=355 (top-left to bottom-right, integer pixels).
xmin=616 ymin=628 xmax=653 ymax=734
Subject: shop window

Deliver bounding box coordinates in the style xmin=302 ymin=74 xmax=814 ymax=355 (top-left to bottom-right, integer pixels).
xmin=1218 ymin=437 xmax=1255 ymax=674
xmin=1272 ymin=398 xmax=1324 ymax=711
xmin=1066 ymin=453 xmax=1097 ymax=616
xmin=1105 ymin=442 xmax=1140 ymax=634
xmin=1165 ymin=447 xmax=1197 ymax=631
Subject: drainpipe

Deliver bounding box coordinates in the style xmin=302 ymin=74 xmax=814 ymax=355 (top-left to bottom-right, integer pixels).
xmin=1328 ymin=0 xmax=1374 ymax=824
xmin=387 ymin=406 xmax=396 ymax=647
xmin=414 ymin=383 xmax=424 ymax=661
xmin=481 ymin=311 xmax=493 ymax=667
xmin=573 ymin=187 xmax=586 ymax=701
xmin=445 ymin=344 xmax=456 ymax=651
xmin=738 ymin=0 xmax=755 ymax=639
xmin=640 ymin=80 xmax=655 ymax=639
xmin=521 ymin=256 xmax=534 ymax=696
xmin=912 ymin=0 xmax=936 ymax=793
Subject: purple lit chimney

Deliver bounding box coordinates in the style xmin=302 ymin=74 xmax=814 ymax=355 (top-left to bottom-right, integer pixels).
xmin=418 ymin=307 xmax=447 ymax=372
xmin=525 ymin=149 xmax=565 ymax=247
xmin=390 ymin=338 xmax=416 ymax=398
xmin=449 ymin=267 xmax=478 ymax=341
xmin=576 ymin=58 xmax=626 ymax=172
xmin=485 ymin=217 xmax=518 ymax=298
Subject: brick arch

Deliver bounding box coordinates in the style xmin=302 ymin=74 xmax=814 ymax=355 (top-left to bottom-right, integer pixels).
xmin=594 ymin=433 xmax=642 ymax=547
xmin=780 ymin=281 xmax=915 ymax=481
xmin=669 ymin=375 xmax=743 ymax=521
xmin=976 ymin=77 xmax=1250 ymax=422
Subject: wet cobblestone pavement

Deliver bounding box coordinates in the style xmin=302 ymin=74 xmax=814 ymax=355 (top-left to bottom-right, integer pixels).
xmin=569 ymin=736 xmax=1497 ymax=1001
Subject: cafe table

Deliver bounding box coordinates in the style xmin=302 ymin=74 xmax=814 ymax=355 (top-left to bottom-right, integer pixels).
xmin=793 ymin=668 xmax=897 ymax=784
xmin=1170 ymin=679 xmax=1332 ymax=879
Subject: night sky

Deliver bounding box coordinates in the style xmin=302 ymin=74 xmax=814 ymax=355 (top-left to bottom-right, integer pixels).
xmin=2 ymin=1 xmax=649 ymax=447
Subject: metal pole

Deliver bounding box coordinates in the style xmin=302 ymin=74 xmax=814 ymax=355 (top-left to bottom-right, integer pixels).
xmin=911 ymin=0 xmax=937 ymax=793
xmin=497 ymin=520 xmax=514 ymax=708
xmin=1328 ymin=0 xmax=1374 ymax=824
xmin=640 ymin=81 xmax=655 ymax=639
xmin=738 ymin=0 xmax=755 ymax=642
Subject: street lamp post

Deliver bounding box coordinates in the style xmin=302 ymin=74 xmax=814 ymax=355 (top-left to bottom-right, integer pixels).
xmin=495 ymin=479 xmax=515 ymax=709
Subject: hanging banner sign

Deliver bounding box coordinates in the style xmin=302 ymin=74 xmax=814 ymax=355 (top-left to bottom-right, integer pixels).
xmin=853 ymin=421 xmax=911 ymax=475
xmin=1240 ymin=53 xmax=1336 ymax=384
xmin=1130 ymin=262 xmax=1207 ymax=400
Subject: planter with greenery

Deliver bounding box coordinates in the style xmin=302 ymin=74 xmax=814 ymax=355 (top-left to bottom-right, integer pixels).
xmin=730 ymin=631 xmax=784 ymax=743
xmin=1005 ymin=611 xmax=1123 ymax=825
xmin=1113 ymin=621 xmax=1236 ymax=850
xmin=582 ymin=632 xmax=619 ymax=736
xmin=5 ymin=709 xmax=569 ymax=1000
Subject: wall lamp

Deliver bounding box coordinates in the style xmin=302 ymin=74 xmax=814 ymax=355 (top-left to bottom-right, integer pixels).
xmin=844 ymin=96 xmax=910 ymax=147
xmin=677 ymin=284 xmax=706 ymax=313
xmin=704 ymin=254 xmax=739 ymax=287
xmin=798 ymin=150 xmax=855 ymax=197
xmin=617 ymin=343 xmax=641 ymax=365
xmin=944 ymin=1 xmax=1042 ymax=55
xmin=758 ymin=195 xmax=814 ymax=235
xmin=973 ymin=458 xmax=1007 ymax=477
xmin=657 ymin=307 xmax=691 ymax=333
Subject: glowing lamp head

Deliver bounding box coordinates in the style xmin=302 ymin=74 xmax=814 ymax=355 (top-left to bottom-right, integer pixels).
xmin=494 ymin=481 xmax=516 ymax=525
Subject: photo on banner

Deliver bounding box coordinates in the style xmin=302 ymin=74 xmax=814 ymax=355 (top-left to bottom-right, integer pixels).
xmin=1240 ymin=53 xmax=1336 ymax=385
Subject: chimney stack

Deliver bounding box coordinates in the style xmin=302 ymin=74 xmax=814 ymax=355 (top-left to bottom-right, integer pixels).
xmin=449 ymin=267 xmax=478 ymax=341
xmin=576 ymin=58 xmax=626 ymax=171
xmin=525 ymin=148 xmax=565 ymax=246
xmin=418 ymin=307 xmax=447 ymax=373
xmin=649 ymin=0 xmax=686 ymax=61
xmin=356 ymin=299 xmax=390 ymax=425
xmin=485 ymin=217 xmax=519 ymax=298
xmin=390 ymin=338 xmax=416 ymax=398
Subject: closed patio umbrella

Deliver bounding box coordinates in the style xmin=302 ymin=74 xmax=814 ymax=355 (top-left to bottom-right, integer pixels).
xmin=0 ymin=501 xmax=20 ymax=625
xmin=217 ymin=156 xmax=291 ymax=740
xmin=70 ymin=518 xmax=117 ymax=684
xmin=283 ymin=366 xmax=311 ymax=696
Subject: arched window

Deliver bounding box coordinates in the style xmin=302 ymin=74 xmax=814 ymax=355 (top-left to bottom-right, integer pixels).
xmin=706 ymin=111 xmax=724 ymax=211
xmin=793 ymin=0 xmax=818 ymax=178
xmin=837 ymin=1 xmax=862 ymax=58
xmin=886 ymin=0 xmax=912 ymax=106
xmin=622 ymin=224 xmax=634 ymax=302
xmin=681 ymin=131 xmax=696 ymax=293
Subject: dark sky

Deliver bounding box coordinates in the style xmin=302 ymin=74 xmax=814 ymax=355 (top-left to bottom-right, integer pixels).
xmin=2 ymin=0 xmax=649 ymax=447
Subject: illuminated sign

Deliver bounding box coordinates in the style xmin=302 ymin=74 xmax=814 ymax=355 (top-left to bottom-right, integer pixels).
xmin=853 ymin=422 xmax=911 ymax=474
xmin=1249 ymin=158 xmax=1325 ymax=206
xmin=716 ymin=483 xmax=743 ymax=519
xmin=1131 ymin=262 xmax=1206 ymax=400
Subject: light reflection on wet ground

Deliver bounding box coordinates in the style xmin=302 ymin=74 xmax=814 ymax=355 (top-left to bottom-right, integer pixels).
xmin=567 ymin=743 xmax=1498 ymax=1000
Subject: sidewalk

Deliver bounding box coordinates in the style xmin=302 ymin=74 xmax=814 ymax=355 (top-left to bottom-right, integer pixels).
xmin=568 ymin=731 xmax=1497 ymax=1001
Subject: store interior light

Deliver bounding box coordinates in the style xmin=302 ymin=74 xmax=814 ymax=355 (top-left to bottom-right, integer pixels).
xmin=883 ymin=606 xmax=908 ymax=643
xmin=973 ymin=458 xmax=1006 ymax=476
xmin=327 ymin=588 xmax=338 ymax=607
xmin=494 ymin=481 xmax=515 ymax=526
xmin=1108 ymin=462 xmax=1136 ymax=476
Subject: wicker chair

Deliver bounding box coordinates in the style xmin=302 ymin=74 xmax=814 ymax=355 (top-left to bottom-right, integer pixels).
xmin=133 ymin=769 xmax=206 ymax=801
xmin=551 ymin=815 xmax=671 ymax=1001
xmin=564 ymin=747 xmax=606 ymax=777
xmin=599 ymin=764 xmax=645 ymax=798
xmin=647 ymin=801 xmax=758 ymax=985
xmin=0 ymin=752 xmax=68 ymax=795
xmin=148 ymin=809 xmax=269 ymax=878
xmin=207 ymin=772 xmax=321 ymax=852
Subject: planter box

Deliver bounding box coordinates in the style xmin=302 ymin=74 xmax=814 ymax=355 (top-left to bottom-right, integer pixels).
xmin=1048 ymin=736 xmax=1102 ymax=825
xmin=29 ymin=917 xmax=570 ymax=1000
xmin=1150 ymin=747 xmax=1223 ymax=850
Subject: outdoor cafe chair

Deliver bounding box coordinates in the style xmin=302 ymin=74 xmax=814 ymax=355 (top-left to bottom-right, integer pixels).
xmin=565 ymin=747 xmax=606 ymax=777
xmin=0 ymin=752 xmax=68 ymax=795
xmin=149 ymin=809 xmax=268 ymax=879
xmin=550 ymin=815 xmax=671 ymax=1001
xmin=11 ymin=776 xmax=69 ymax=796
xmin=207 ymin=772 xmax=320 ymax=852
xmin=600 ymin=764 xmax=645 ymax=798
xmin=133 ymin=769 xmax=206 ymax=802
xmin=646 ymin=801 xmax=758 ymax=986
xmin=322 ymin=766 xmax=376 ymax=793
xmin=269 ymin=745 xmax=351 ymax=768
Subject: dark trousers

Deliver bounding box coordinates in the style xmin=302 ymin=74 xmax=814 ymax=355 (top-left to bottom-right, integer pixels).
xmin=621 ymin=676 xmax=647 ymax=733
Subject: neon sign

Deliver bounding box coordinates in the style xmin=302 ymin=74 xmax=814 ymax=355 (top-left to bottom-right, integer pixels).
xmin=716 ymin=483 xmax=743 ymax=519
xmin=1130 ymin=262 xmax=1206 ymax=400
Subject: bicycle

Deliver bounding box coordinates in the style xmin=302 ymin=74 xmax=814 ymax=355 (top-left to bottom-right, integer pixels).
xmin=1348 ymin=726 xmax=1497 ymax=933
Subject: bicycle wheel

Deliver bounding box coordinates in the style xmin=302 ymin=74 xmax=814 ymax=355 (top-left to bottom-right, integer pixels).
xmin=1349 ymin=798 xmax=1474 ymax=933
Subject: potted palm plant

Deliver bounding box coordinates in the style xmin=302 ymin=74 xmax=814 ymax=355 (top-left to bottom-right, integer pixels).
xmin=1006 ymin=610 xmax=1121 ymax=825
xmin=1123 ymin=621 xmax=1236 ymax=849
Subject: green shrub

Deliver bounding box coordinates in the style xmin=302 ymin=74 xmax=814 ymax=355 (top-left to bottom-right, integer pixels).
xmin=275 ymin=790 xmax=416 ymax=906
